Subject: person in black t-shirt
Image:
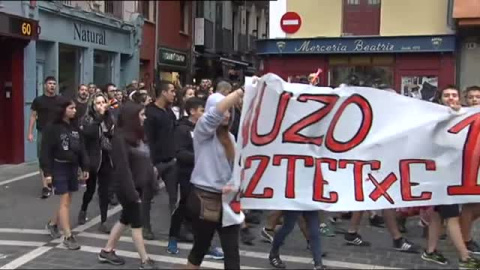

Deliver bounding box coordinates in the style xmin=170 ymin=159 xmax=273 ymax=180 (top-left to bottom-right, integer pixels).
xmin=73 ymin=84 xmax=89 ymax=128
xmin=144 ymin=80 xmax=177 ymax=213
xmin=28 ymin=76 xmax=60 ymax=199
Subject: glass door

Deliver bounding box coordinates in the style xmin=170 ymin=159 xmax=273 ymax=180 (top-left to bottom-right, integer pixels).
xmin=58 ymin=44 xmax=80 ymax=98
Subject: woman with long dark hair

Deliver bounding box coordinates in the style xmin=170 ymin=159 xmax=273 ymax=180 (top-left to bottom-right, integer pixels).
xmin=172 ymin=86 xmax=195 ymax=120
xmin=41 ymin=96 xmax=89 ymax=250
xmin=185 ymin=85 xmax=244 ymax=270
xmin=77 ymin=92 xmax=115 ymax=233
xmin=98 ymin=102 xmax=157 ymax=269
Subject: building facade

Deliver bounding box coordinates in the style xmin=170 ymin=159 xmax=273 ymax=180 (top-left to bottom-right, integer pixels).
xmin=138 ymin=1 xmax=156 ymax=90
xmin=35 ymin=1 xmax=143 ymax=99
xmin=261 ymin=0 xmax=456 ymax=97
xmin=193 ymin=1 xmax=269 ymax=83
xmin=0 ymin=0 xmax=38 ymax=164
xmin=156 ymin=0 xmax=193 ymax=87
xmin=453 ymin=0 xmax=480 ymax=89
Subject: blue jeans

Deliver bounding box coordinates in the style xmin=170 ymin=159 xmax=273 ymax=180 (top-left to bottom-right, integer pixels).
xmin=271 ymin=211 xmax=322 ymax=266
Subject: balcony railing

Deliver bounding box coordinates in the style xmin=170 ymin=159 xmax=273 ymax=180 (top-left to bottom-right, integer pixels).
xmin=61 ymin=0 xmax=72 ymax=6
xmin=248 ymin=35 xmax=256 ymax=52
xmin=237 ymin=34 xmax=247 ymax=52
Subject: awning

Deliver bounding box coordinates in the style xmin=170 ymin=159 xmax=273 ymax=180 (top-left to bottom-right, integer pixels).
xmin=220 ymin=57 xmax=250 ymax=67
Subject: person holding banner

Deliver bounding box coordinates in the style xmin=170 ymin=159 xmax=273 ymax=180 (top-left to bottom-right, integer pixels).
xmin=421 ymin=86 xmax=480 ymax=269
xmin=185 ymin=88 xmax=245 ymax=269
xmin=459 ymin=85 xmax=480 ymax=255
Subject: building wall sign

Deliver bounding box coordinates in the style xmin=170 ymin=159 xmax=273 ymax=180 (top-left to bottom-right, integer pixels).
xmin=158 ymin=47 xmax=187 ymax=67
xmin=74 ymin=23 xmax=106 ymax=45
xmin=0 ymin=12 xmax=38 ymax=40
xmin=257 ymin=35 xmax=456 ymax=55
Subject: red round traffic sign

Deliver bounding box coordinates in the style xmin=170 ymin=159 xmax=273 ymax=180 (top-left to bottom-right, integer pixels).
xmin=280 ymin=12 xmax=302 ymax=34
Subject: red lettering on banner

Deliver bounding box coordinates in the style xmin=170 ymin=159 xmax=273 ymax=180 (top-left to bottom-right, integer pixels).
xmin=367 ymin=173 xmax=397 ymax=204
xmin=273 ymin=155 xmax=314 ymax=199
xmin=282 ymin=94 xmax=339 ymax=146
xmin=399 ymin=159 xmax=434 ymax=201
xmin=339 ymin=160 xmax=381 ymax=202
xmin=313 ymin=158 xmax=338 ymax=203
xmin=241 ymin=83 xmax=265 ymax=148
xmin=242 ymin=155 xmax=274 ymax=199
xmin=325 ymin=94 xmax=373 ymax=153
xmin=251 ymin=91 xmax=293 ymax=146
xmin=447 ymin=113 xmax=480 ymax=195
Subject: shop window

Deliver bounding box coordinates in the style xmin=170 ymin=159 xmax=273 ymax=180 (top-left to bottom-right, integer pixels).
xmin=58 ymin=44 xmax=80 ymax=98
xmin=94 ymin=50 xmax=113 ymax=89
xmin=401 ymin=76 xmax=438 ymax=102
xmin=343 ymin=0 xmax=381 ymax=36
xmin=180 ymin=1 xmax=189 ymax=34
xmin=329 ymin=66 xmax=393 ymax=88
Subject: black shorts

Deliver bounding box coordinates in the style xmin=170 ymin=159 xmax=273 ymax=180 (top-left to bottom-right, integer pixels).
xmin=434 ymin=204 xmax=460 ymax=219
xmin=52 ymin=161 xmax=79 ymax=195
xmin=120 ymin=201 xmax=142 ymax=228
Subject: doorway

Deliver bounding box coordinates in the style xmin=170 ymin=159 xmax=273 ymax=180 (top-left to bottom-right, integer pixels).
xmin=58 ymin=44 xmax=81 ymax=99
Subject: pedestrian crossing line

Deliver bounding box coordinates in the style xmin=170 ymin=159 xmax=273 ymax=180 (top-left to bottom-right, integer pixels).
xmin=0 ymin=229 xmax=49 ymax=235
xmin=0 ymin=247 xmax=52 ymax=270
xmin=77 ymin=232 xmax=403 ymax=270
xmin=56 ymin=244 xmax=264 ymax=269
xmin=72 ymin=205 xmax=123 ymax=233
xmin=0 ymin=240 xmax=46 ymax=247
xmin=0 ymin=172 xmax=39 ymax=187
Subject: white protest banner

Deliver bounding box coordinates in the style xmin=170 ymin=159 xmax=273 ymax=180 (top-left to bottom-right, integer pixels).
xmin=232 ymin=73 xmax=480 ymax=212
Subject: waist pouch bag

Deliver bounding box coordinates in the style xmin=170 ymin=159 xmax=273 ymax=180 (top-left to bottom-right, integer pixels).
xmin=189 ymin=188 xmax=222 ymax=223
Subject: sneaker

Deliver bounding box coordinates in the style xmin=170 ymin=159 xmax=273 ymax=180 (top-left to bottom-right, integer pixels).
xmin=63 ymin=235 xmax=81 ymax=250
xmin=319 ymin=223 xmax=336 ymax=237
xmin=46 ymin=222 xmax=61 ymax=239
xmin=393 ymin=237 xmax=420 ymax=253
xmin=143 ymin=228 xmax=155 ymax=241
xmin=466 ymin=240 xmax=480 ymax=255
xmin=139 ymin=258 xmax=158 ymax=270
xmin=459 ymin=257 xmax=480 ymax=269
xmin=369 ymin=215 xmax=385 ymax=228
xmin=421 ymin=250 xmax=448 ymax=265
xmin=269 ymin=254 xmax=286 ymax=269
xmin=205 ymin=246 xmax=224 ymax=260
xmin=344 ymin=232 xmax=370 ymax=247
xmin=41 ymin=187 xmax=51 ymax=199
xmin=314 ymin=264 xmax=327 ymax=270
xmin=98 ymin=223 xmax=110 ymax=234
xmin=261 ymin=227 xmax=275 ymax=243
xmin=328 ymin=216 xmax=339 ymax=224
xmin=77 ymin=211 xmax=87 ymax=225
xmin=98 ymin=249 xmax=125 ymax=265
xmin=166 ymin=239 xmax=179 ymax=255
xmin=241 ymin=227 xmax=255 ymax=245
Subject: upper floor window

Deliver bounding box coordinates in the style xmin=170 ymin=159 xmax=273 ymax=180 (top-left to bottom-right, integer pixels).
xmin=138 ymin=1 xmax=154 ymax=21
xmin=180 ymin=1 xmax=189 ymax=34
xmin=343 ymin=0 xmax=381 ymax=36
xmin=104 ymin=0 xmax=123 ymax=19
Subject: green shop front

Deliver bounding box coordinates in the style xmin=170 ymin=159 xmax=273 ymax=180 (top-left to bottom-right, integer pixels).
xmin=157 ymin=46 xmax=189 ymax=86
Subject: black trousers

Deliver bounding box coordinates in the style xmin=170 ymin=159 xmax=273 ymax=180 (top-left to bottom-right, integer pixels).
xmin=80 ymin=161 xmax=112 ymax=223
xmin=187 ymin=188 xmax=240 ymax=269
xmin=169 ymin=178 xmax=192 ymax=238
xmin=155 ymin=160 xmax=177 ymax=212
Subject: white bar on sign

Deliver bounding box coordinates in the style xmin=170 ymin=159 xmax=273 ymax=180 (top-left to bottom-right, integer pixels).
xmin=282 ymin=19 xmax=299 ymax=25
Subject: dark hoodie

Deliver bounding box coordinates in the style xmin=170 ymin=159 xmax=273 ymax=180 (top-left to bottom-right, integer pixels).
xmin=80 ymin=92 xmax=115 ymax=172
xmin=175 ymin=116 xmax=195 ymax=184
xmin=111 ymin=102 xmax=155 ymax=204
xmin=40 ymin=106 xmax=89 ymax=177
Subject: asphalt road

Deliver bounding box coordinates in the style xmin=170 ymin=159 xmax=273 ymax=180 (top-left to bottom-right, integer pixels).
xmin=0 ymin=163 xmax=471 ymax=269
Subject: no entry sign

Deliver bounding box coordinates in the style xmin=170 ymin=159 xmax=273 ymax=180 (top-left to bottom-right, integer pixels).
xmin=280 ymin=12 xmax=302 ymax=34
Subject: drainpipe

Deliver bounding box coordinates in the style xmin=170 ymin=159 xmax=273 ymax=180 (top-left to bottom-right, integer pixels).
xmin=154 ymin=0 xmax=159 ymax=88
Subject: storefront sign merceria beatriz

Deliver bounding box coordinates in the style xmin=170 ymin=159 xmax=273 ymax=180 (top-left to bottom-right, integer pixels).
xmin=73 ymin=23 xmax=106 ymax=45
